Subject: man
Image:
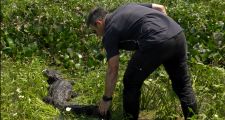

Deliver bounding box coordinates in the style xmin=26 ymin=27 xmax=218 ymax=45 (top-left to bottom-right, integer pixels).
xmin=87 ymin=3 xmax=197 ymax=120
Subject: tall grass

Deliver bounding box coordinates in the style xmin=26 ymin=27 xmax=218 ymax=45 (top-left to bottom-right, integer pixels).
xmin=139 ymin=63 xmax=225 ymax=119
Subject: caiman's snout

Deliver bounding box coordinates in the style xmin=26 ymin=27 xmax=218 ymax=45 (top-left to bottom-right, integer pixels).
xmin=42 ymin=69 xmax=49 ymax=77
xmin=42 ymin=69 xmax=59 ymax=79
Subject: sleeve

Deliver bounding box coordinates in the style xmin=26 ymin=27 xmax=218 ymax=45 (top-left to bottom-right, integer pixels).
xmin=138 ymin=3 xmax=152 ymax=8
xmin=103 ymin=27 xmax=120 ymax=61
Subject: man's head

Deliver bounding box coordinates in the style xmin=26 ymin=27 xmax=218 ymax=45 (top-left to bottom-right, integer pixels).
xmin=87 ymin=7 xmax=108 ymax=36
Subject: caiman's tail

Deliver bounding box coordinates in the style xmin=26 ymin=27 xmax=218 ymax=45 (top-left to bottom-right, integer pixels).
xmin=65 ymin=104 xmax=110 ymax=120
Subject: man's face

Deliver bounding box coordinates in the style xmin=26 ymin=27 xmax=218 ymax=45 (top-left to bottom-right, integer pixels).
xmin=91 ymin=19 xmax=104 ymax=36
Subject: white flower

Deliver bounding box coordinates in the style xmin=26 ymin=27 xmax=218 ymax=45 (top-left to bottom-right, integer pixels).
xmin=13 ymin=113 xmax=17 ymax=116
xmin=19 ymin=95 xmax=24 ymax=99
xmin=76 ymin=7 xmax=81 ymax=10
xmin=28 ymin=98 xmax=31 ymax=103
xmin=66 ymin=107 xmax=71 ymax=111
xmin=214 ymin=114 xmax=218 ymax=118
xmin=16 ymin=88 xmax=21 ymax=93
xmin=77 ymin=53 xmax=82 ymax=59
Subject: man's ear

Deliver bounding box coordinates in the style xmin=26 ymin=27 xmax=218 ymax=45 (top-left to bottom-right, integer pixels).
xmin=96 ymin=19 xmax=103 ymax=25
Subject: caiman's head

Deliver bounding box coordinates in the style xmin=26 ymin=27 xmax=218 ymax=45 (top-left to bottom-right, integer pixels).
xmin=42 ymin=69 xmax=60 ymax=85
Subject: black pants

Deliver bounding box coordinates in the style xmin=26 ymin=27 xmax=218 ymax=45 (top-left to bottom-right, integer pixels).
xmin=123 ymin=32 xmax=197 ymax=120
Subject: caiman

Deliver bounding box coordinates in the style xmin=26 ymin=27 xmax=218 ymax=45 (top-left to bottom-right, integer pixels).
xmin=42 ymin=69 xmax=110 ymax=120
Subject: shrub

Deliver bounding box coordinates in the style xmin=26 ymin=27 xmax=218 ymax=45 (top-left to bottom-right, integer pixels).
xmin=1 ymin=0 xmax=224 ymax=68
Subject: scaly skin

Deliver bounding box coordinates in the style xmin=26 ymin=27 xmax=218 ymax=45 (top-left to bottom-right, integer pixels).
xmin=42 ymin=69 xmax=75 ymax=110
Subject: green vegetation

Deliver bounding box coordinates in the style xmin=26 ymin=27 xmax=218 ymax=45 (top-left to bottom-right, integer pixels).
xmin=1 ymin=0 xmax=224 ymax=67
xmin=1 ymin=55 xmax=225 ymax=119
xmin=1 ymin=0 xmax=225 ymax=119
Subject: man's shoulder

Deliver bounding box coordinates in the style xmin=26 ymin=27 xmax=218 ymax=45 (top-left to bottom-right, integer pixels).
xmin=105 ymin=3 xmax=139 ymax=29
xmin=108 ymin=3 xmax=140 ymax=18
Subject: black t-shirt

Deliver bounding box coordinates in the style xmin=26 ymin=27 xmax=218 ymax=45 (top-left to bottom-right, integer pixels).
xmin=103 ymin=3 xmax=183 ymax=60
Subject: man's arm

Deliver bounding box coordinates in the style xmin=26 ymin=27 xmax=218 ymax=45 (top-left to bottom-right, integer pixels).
xmin=99 ymin=55 xmax=119 ymax=115
xmin=104 ymin=55 xmax=119 ymax=98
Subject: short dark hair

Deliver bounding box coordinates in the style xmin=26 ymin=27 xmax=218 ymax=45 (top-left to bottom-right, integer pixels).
xmin=86 ymin=7 xmax=108 ymax=27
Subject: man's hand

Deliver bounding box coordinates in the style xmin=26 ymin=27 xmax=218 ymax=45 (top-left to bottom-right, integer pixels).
xmin=152 ymin=3 xmax=167 ymax=15
xmin=98 ymin=99 xmax=111 ymax=115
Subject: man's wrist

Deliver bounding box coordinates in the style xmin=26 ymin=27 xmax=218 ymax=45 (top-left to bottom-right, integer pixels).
xmin=102 ymin=95 xmax=113 ymax=102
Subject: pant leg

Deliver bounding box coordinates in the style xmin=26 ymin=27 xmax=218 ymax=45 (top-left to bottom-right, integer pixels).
xmin=163 ymin=33 xmax=197 ymax=119
xmin=123 ymin=49 xmax=165 ymax=120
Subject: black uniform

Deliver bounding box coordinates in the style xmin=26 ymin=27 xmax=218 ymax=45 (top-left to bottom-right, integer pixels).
xmin=103 ymin=3 xmax=197 ymax=120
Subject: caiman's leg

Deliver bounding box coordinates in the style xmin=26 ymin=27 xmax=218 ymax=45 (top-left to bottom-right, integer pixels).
xmin=71 ymin=91 xmax=78 ymax=98
xmin=69 ymin=81 xmax=75 ymax=85
xmin=54 ymin=101 xmax=67 ymax=110
xmin=43 ymin=96 xmax=53 ymax=104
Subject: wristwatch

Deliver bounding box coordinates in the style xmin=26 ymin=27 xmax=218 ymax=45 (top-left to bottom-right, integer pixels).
xmin=102 ymin=95 xmax=112 ymax=102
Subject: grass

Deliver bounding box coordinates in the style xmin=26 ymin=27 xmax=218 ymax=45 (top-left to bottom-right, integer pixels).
xmin=1 ymin=56 xmax=60 ymax=120
xmin=1 ymin=55 xmax=225 ymax=120
xmin=1 ymin=0 xmax=224 ymax=119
